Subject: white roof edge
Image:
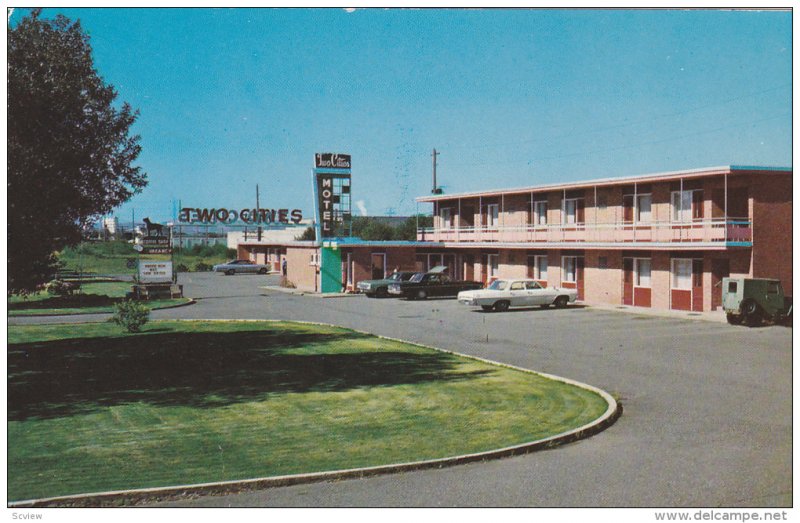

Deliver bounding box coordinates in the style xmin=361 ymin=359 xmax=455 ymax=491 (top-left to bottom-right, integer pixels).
xmin=416 ymin=165 xmax=792 ymax=202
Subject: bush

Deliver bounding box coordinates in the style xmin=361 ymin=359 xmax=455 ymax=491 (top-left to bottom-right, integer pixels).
xmin=194 ymin=262 xmax=212 ymax=272
xmin=176 ymin=263 xmax=189 ymax=272
xmin=112 ymin=300 xmax=150 ymax=332
xmin=45 ymin=279 xmax=79 ymax=296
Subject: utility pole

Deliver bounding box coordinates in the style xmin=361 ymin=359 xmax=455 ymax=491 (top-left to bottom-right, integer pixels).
xmin=256 ymin=184 xmax=262 ymax=241
xmin=431 ymin=148 xmax=440 ymax=194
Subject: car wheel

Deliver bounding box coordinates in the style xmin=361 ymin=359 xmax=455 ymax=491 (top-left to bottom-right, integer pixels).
xmin=225 ymin=269 xmax=235 ymax=276
xmin=726 ymin=313 xmax=743 ymax=325
xmin=481 ymin=305 xmax=494 ymax=312
xmin=417 ymin=290 xmax=428 ymax=300
xmin=493 ymin=300 xmax=510 ymax=312
xmin=554 ymin=296 xmax=569 ymax=308
xmin=376 ymin=287 xmax=388 ymax=298
xmin=258 ymin=268 xmax=268 ymax=275
xmin=741 ymin=299 xmax=763 ymax=327
xmin=365 ymin=293 xmax=375 ymax=298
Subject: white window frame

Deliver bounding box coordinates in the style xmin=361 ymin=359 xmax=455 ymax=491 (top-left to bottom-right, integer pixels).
xmin=671 ymin=190 xmax=696 ymax=222
xmin=532 ymin=255 xmax=548 ymax=281
xmin=440 ymin=208 xmax=452 ymax=230
xmin=563 ymin=198 xmax=578 ymax=224
xmin=486 ymin=204 xmax=499 ymax=228
xmin=634 ymin=258 xmax=652 ymax=288
xmin=487 ymin=254 xmax=499 ymax=280
xmin=561 ymin=256 xmax=577 ymax=284
xmin=636 ymin=193 xmax=652 ymax=223
xmin=310 ymin=252 xmax=320 ymax=266
xmin=671 ymin=258 xmax=693 ymax=290
xmin=534 ymin=200 xmax=548 ymax=226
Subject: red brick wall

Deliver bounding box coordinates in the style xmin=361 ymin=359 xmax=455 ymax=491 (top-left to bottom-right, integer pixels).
xmin=752 ymin=173 xmax=793 ymax=295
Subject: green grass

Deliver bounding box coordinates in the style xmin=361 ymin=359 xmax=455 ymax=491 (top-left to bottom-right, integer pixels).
xmin=8 ymin=320 xmax=609 ymax=501
xmin=7 ymin=281 xmax=190 ymax=316
xmin=58 ymin=241 xmax=233 ymax=275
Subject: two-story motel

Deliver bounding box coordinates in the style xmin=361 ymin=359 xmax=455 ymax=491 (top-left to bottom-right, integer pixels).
xmin=237 ymin=165 xmax=791 ymax=313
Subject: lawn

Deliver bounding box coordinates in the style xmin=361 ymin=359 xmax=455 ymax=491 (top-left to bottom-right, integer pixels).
xmin=58 ymin=240 xmax=234 ymax=275
xmin=7 ymin=281 xmax=190 ymax=316
xmin=8 ymin=320 xmax=610 ymax=502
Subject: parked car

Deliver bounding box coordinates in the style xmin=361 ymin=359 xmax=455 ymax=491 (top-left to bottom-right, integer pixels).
xmin=357 ymin=271 xmax=420 ymax=297
xmin=212 ymin=259 xmax=270 ymax=275
xmin=388 ymin=266 xmax=482 ymax=300
xmin=458 ymin=278 xmax=578 ymax=312
xmin=722 ymin=277 xmax=792 ymax=326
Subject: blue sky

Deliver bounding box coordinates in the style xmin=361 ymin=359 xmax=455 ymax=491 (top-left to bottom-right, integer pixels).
xmin=10 ymin=8 xmax=792 ymax=223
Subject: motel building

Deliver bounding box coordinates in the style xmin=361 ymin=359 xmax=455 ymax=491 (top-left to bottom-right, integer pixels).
xmin=237 ymin=165 xmax=791 ymax=313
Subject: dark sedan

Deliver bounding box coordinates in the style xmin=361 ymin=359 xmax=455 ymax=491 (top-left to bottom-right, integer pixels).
xmin=387 ymin=266 xmax=482 ymax=300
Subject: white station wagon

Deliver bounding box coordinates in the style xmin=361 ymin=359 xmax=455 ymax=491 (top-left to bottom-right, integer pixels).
xmin=457 ymin=278 xmax=578 ymax=312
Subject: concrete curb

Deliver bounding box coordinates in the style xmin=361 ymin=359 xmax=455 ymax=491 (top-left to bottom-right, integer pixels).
xmin=9 ymin=319 xmax=621 ymax=508
xmin=7 ymin=298 xmax=197 ymax=318
xmin=261 ymin=286 xmax=361 ymax=298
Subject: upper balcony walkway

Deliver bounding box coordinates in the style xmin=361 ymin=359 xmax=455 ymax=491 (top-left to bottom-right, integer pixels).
xmin=417 ymin=218 xmax=752 ymax=249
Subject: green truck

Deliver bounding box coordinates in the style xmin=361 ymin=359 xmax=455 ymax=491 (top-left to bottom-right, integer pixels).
xmin=722 ymin=277 xmax=792 ymax=327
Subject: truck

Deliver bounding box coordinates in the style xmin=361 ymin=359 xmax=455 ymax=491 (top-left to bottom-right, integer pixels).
xmin=721 ymin=277 xmax=792 ymax=327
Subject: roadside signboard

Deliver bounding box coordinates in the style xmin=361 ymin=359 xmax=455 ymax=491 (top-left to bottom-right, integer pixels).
xmin=138 ymin=261 xmax=173 ymax=283
xmin=139 ymin=236 xmax=172 ymax=255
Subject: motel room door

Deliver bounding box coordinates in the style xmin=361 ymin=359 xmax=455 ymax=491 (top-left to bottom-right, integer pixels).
xmin=371 ymin=253 xmax=386 ymax=280
xmin=623 ymin=258 xmax=634 ymax=305
xmin=711 ymin=259 xmax=730 ymax=311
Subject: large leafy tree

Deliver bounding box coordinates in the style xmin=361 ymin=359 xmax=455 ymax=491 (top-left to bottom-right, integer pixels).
xmin=8 ymin=9 xmax=147 ymax=293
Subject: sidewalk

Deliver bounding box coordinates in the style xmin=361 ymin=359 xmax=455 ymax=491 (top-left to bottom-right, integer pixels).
xmin=261 ymin=286 xmax=359 ymax=299
xmin=582 ymin=301 xmax=727 ymax=323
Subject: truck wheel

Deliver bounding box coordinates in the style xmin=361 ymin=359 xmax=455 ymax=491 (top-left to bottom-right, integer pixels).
xmin=493 ymin=300 xmax=510 ymax=312
xmin=416 ymin=290 xmax=428 ymax=300
xmin=726 ymin=313 xmax=743 ymax=325
xmin=554 ymin=296 xmax=569 ymax=308
xmin=741 ymin=299 xmax=763 ymax=327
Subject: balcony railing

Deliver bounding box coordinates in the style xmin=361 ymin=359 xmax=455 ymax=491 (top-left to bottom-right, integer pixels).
xmin=417 ymin=218 xmax=752 ymax=245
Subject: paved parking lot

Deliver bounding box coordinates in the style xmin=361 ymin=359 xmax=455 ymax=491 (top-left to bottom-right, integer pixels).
xmin=11 ymin=272 xmax=792 ymax=507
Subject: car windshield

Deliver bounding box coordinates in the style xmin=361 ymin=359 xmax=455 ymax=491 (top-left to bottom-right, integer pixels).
xmin=410 ymin=273 xmax=425 ymax=283
xmin=387 ymin=272 xmax=403 ymax=281
xmin=488 ymin=280 xmax=508 ymax=291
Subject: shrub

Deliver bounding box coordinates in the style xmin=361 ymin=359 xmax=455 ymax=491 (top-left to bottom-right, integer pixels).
xmin=45 ymin=279 xmax=79 ymax=296
xmin=112 ymin=300 xmax=150 ymax=332
xmin=176 ymin=263 xmax=189 ymax=272
xmin=194 ymin=262 xmax=212 ymax=272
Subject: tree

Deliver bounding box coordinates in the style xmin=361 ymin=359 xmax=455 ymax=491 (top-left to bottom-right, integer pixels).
xmin=295 ymin=227 xmax=316 ymax=241
xmin=8 ymin=10 xmax=147 ymax=293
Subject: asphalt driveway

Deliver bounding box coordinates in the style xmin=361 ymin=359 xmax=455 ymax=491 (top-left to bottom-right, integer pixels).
xmin=10 ymin=272 xmax=792 ymax=507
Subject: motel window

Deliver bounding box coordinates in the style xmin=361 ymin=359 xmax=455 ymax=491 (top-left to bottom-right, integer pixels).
xmin=533 ymin=255 xmax=548 ymax=280
xmin=636 ymin=194 xmax=652 ymax=223
xmin=486 ymin=204 xmax=500 ymax=227
xmin=671 ymin=190 xmax=702 ymax=222
xmin=671 ymin=259 xmax=693 ymax=289
xmin=440 ymin=208 xmax=452 ymax=230
xmin=534 ymin=201 xmax=548 ymax=226
xmin=634 ymin=258 xmax=652 ymax=287
xmin=562 ymin=256 xmax=577 ymax=283
xmin=563 ymin=198 xmax=584 ymax=225
xmin=487 ymin=254 xmax=499 ymax=279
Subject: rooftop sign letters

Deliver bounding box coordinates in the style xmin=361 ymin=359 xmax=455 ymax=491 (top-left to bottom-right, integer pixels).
xmin=178 ymin=207 xmax=303 ymax=225
xmin=315 ymin=153 xmax=351 ymax=170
